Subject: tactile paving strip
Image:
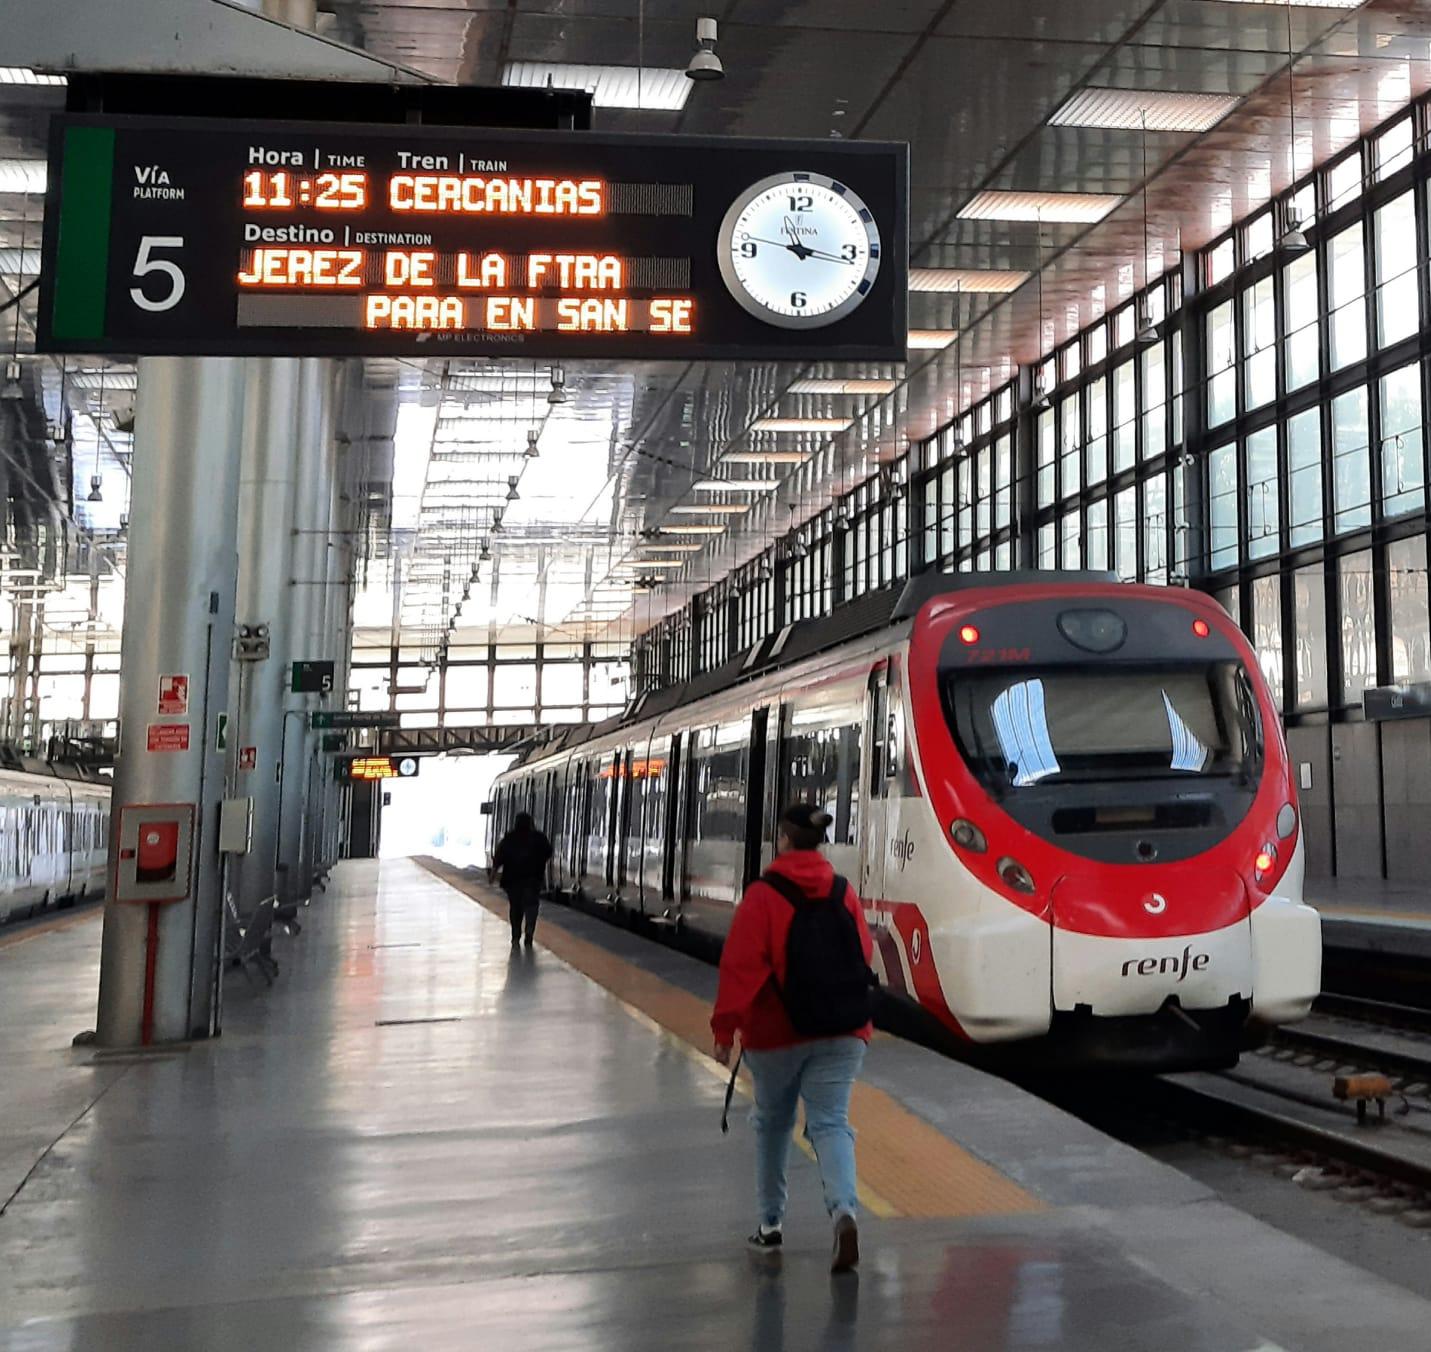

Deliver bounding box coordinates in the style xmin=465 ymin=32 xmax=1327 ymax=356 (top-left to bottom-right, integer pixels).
xmin=423 ymin=859 xmax=1042 ymax=1220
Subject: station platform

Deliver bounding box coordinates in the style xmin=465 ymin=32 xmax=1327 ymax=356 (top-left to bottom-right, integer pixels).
xmin=5 ymin=860 xmax=1431 ymax=1350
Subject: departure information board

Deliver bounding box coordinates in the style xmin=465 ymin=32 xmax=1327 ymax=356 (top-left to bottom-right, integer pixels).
xmin=39 ymin=114 xmax=907 ymax=361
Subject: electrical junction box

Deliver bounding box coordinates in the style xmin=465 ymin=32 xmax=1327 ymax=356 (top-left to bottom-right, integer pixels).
xmin=219 ymin=797 xmax=254 ymax=854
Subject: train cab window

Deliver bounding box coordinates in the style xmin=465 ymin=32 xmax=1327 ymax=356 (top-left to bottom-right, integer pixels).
xmin=779 ymin=708 xmax=861 ymax=846
xmin=945 ymin=662 xmax=1264 ymax=793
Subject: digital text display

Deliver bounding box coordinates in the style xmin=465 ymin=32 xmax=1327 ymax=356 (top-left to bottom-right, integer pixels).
xmin=39 ymin=115 xmax=907 ymax=360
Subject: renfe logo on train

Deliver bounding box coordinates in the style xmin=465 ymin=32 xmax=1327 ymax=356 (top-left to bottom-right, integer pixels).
xmin=1121 ymin=946 xmax=1210 ymax=982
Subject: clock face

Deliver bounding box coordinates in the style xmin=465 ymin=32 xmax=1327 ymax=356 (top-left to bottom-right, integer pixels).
xmin=398 ymin=757 xmax=418 ymax=777
xmin=717 ymin=172 xmax=881 ymax=329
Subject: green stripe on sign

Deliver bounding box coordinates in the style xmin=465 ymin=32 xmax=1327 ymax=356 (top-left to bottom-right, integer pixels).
xmin=50 ymin=126 xmax=115 ymax=341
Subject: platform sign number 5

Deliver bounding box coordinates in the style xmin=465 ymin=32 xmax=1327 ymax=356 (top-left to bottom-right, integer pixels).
xmin=130 ymin=237 xmax=186 ymax=313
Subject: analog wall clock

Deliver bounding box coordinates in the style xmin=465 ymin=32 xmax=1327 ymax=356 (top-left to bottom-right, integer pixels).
xmin=717 ymin=171 xmax=882 ymax=329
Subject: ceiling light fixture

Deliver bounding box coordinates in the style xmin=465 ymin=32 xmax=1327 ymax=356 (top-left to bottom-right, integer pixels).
xmin=670 ymin=503 xmax=751 ymax=514
xmin=479 ymin=538 xmax=492 ymax=562
xmin=506 ymin=475 xmax=521 ymax=501
xmin=0 ymin=67 xmax=67 ymax=87
xmin=723 ymin=450 xmax=809 ymax=465
xmin=1212 ymin=0 xmax=1359 ymax=8
xmin=750 ymin=416 xmax=853 ymax=433
xmin=0 ymin=160 xmax=46 ymax=194
xmin=501 ymin=61 xmax=692 ymax=111
xmin=908 ymin=329 xmax=958 ymax=350
xmin=909 ymin=269 xmax=1028 ymax=293
xmin=1050 ymin=87 xmax=1239 ymax=134
xmin=692 ymin=477 xmax=778 ymax=492
xmin=660 ymin=523 xmax=725 ymax=535
xmin=525 ymin=427 xmax=541 ymax=458
xmin=787 ymin=377 xmax=900 ymax=395
xmin=686 ymin=16 xmax=724 ymax=82
xmin=1 ymin=359 xmax=21 ymax=401
xmin=958 ymin=190 xmax=1121 ymax=224
xmin=547 ymin=364 xmax=568 ymax=405
xmin=86 ymin=474 xmax=103 ymax=503
xmin=1280 ymin=4 xmax=1312 ymax=255
xmin=638 ymin=542 xmax=705 ymax=553
xmin=492 ymin=509 xmax=504 ymax=533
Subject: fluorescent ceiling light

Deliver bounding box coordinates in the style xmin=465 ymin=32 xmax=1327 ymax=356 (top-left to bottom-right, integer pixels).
xmin=787 ymin=378 xmax=900 ymax=395
xmin=68 ymin=370 xmax=138 ymax=391
xmin=957 ymin=190 xmax=1122 ymax=223
xmin=1050 ymin=87 xmax=1240 ymax=134
xmin=749 ymin=417 xmax=852 ymax=433
xmin=1210 ymin=1 xmax=1359 ymax=7
xmin=0 ymin=68 xmax=66 ymax=86
xmin=628 ymin=558 xmax=688 ymax=568
xmin=724 ymin=450 xmax=809 ymax=465
xmin=502 ymin=61 xmax=691 ymax=112
xmin=639 ymin=542 xmax=705 ymax=552
xmin=693 ymin=478 xmax=779 ymax=491
xmin=909 ymin=269 xmax=1028 ymax=293
xmin=660 ymin=523 xmax=725 ymax=535
xmin=908 ymin=330 xmax=958 ymax=350
xmin=0 ymin=160 xmax=46 ymax=194
xmin=670 ymin=503 xmax=751 ymax=515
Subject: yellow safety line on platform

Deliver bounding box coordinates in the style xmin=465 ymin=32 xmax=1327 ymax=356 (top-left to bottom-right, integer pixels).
xmin=421 ymin=858 xmax=1042 ymax=1220
xmin=0 ymin=906 xmax=102 ymax=952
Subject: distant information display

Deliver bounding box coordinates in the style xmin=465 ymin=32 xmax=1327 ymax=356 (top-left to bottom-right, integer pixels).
xmin=38 ymin=114 xmax=907 ymax=360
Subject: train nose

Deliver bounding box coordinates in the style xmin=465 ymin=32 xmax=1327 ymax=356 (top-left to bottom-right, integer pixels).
xmin=1048 ymin=870 xmax=1254 ymax=1017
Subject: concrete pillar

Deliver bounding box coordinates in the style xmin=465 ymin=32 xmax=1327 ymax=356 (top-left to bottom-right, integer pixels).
xmin=95 ymin=357 xmax=245 ymax=1047
xmin=229 ymin=358 xmax=302 ymax=918
xmin=276 ymin=358 xmax=334 ymax=907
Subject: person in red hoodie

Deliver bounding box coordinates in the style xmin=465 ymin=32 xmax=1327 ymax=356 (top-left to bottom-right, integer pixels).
xmin=712 ymin=802 xmax=875 ymax=1273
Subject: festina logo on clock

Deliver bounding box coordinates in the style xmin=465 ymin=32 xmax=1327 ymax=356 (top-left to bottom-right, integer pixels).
xmin=717 ymin=171 xmax=882 ymax=329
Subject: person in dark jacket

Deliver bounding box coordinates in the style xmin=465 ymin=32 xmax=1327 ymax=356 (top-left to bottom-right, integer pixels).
xmin=490 ymin=812 xmax=553 ymax=947
xmin=711 ymin=803 xmax=875 ymax=1273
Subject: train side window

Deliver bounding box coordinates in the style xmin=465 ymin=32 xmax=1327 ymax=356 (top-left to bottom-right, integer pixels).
xmin=779 ymin=709 xmax=861 ymax=846
xmin=687 ymin=723 xmax=749 ymax=850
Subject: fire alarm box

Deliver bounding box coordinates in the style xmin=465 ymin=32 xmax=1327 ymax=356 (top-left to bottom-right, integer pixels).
xmin=115 ymin=804 xmax=195 ymax=904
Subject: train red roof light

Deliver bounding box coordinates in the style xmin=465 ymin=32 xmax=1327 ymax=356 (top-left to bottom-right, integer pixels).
xmin=1192 ymin=618 xmax=1211 ymax=638
xmin=959 ymin=624 xmax=980 ymax=645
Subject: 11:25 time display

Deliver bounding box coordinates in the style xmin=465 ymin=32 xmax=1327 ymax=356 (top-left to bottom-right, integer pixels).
xmin=242 ymin=170 xmax=368 ymax=211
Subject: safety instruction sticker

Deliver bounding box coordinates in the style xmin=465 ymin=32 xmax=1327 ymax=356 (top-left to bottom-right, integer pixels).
xmin=238 ymin=746 xmax=257 ymax=772
xmin=147 ymin=722 xmax=190 ymax=753
xmin=158 ymin=674 xmax=189 ymax=716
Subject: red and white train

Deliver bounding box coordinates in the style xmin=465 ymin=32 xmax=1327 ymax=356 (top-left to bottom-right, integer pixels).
xmin=490 ymin=573 xmax=1322 ymax=1070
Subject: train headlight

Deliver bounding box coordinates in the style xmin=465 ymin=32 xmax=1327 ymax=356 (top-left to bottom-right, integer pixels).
xmin=1276 ymin=803 xmax=1297 ymax=840
xmin=949 ymin=818 xmax=987 ymax=853
xmin=1254 ymin=843 xmax=1276 ymax=882
xmin=997 ymin=856 xmax=1036 ymax=894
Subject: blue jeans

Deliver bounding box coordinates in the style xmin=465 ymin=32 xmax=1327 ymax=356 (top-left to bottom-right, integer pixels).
xmin=744 ymin=1037 xmax=866 ymax=1229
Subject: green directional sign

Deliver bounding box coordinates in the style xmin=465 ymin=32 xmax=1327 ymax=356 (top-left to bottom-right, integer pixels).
xmin=311 ymin=710 xmax=401 ymax=730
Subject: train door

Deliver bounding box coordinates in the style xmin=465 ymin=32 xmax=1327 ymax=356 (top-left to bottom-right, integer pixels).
xmin=617 ymin=745 xmax=641 ymax=895
xmin=743 ymin=707 xmax=770 ymax=887
xmin=605 ymin=750 xmax=623 ymax=890
xmin=862 ymin=665 xmax=893 ymax=904
xmin=662 ymin=731 xmax=683 ymax=905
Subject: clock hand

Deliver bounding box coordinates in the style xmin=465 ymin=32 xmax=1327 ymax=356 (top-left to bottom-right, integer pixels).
xmin=743 ymin=235 xmax=810 ymax=257
xmin=738 ymin=236 xmax=857 ymax=266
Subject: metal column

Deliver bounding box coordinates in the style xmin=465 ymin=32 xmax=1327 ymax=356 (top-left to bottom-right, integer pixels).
xmin=95 ymin=357 xmax=246 ymax=1047
xmin=276 ymin=358 xmax=334 ymax=907
xmin=229 ymin=358 xmax=302 ymax=919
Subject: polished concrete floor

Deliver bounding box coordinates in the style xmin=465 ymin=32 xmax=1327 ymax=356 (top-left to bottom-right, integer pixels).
xmin=2 ymin=859 xmax=1429 ymax=1351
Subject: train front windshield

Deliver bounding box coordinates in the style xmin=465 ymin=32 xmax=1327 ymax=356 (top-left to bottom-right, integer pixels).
xmin=945 ymin=661 xmax=1264 ymax=795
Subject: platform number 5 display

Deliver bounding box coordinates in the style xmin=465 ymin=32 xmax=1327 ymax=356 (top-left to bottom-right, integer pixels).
xmin=130 ymin=236 xmax=186 ymax=312
xmin=717 ymin=172 xmax=881 ymax=329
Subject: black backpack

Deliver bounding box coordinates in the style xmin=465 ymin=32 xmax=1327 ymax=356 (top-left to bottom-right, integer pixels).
xmin=762 ymin=871 xmax=878 ymax=1037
